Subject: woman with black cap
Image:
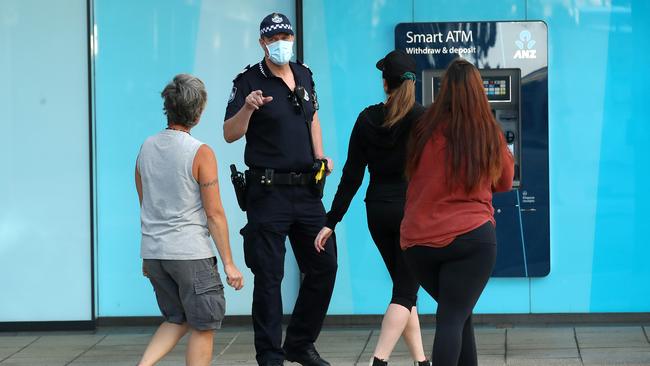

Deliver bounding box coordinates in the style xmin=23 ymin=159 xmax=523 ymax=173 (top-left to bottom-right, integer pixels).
xmin=314 ymin=50 xmax=429 ymax=366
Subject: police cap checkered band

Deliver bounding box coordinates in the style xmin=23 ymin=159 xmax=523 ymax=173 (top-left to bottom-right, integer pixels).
xmin=260 ymin=13 xmax=294 ymax=37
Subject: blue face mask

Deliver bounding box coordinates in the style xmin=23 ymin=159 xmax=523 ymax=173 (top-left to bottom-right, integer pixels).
xmin=266 ymin=40 xmax=294 ymax=65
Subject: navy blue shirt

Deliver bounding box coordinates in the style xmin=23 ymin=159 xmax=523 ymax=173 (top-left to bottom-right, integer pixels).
xmin=225 ymin=59 xmax=318 ymax=173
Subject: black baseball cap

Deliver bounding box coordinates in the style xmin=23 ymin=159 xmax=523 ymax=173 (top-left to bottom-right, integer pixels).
xmin=260 ymin=13 xmax=294 ymax=38
xmin=376 ymin=50 xmax=417 ymax=80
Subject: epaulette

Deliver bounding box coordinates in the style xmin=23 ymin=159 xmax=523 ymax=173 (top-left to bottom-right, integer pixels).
xmin=233 ymin=64 xmax=254 ymax=82
xmin=296 ymin=60 xmax=313 ymax=75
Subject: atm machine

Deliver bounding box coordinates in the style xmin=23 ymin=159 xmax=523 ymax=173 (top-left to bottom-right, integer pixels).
xmin=396 ymin=21 xmax=549 ymax=277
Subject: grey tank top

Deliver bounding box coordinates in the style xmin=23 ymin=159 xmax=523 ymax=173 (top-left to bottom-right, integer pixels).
xmin=137 ymin=129 xmax=215 ymax=260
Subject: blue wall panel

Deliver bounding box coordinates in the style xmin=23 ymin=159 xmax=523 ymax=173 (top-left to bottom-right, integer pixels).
xmin=0 ymin=0 xmax=92 ymax=321
xmin=527 ymin=0 xmax=615 ymax=313
xmin=589 ymin=0 xmax=650 ymax=312
xmin=528 ymin=0 xmax=650 ymax=313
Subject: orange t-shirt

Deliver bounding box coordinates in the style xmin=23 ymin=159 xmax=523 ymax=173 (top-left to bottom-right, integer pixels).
xmin=400 ymin=132 xmax=514 ymax=249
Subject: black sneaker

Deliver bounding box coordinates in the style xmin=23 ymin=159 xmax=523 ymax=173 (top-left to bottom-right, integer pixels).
xmin=372 ymin=357 xmax=388 ymax=366
xmin=414 ymin=361 xmax=431 ymax=366
xmin=284 ymin=345 xmax=330 ymax=366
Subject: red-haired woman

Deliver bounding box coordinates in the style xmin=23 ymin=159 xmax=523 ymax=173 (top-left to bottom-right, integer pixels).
xmin=401 ymin=59 xmax=514 ymax=366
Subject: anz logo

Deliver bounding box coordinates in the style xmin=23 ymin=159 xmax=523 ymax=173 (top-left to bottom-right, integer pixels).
xmin=514 ymin=30 xmax=537 ymax=59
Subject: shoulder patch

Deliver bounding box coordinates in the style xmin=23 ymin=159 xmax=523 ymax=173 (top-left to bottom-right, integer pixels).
xmin=232 ymin=64 xmax=253 ymax=82
xmin=228 ymin=86 xmax=237 ymax=103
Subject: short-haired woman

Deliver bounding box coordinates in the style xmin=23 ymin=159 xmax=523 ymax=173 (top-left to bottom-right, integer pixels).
xmin=135 ymin=74 xmax=244 ymax=366
xmin=401 ymin=59 xmax=514 ymax=366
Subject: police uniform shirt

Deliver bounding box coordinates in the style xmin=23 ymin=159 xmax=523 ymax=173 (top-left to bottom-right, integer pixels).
xmin=225 ymin=59 xmax=318 ymax=173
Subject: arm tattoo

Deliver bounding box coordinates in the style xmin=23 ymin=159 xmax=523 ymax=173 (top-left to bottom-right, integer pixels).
xmin=200 ymin=178 xmax=218 ymax=188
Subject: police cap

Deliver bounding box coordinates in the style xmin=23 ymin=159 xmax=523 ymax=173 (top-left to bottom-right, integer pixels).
xmin=260 ymin=13 xmax=294 ymax=38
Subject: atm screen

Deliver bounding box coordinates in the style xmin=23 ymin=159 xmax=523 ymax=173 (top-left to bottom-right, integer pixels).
xmin=482 ymin=76 xmax=511 ymax=102
xmin=431 ymin=75 xmax=511 ymax=102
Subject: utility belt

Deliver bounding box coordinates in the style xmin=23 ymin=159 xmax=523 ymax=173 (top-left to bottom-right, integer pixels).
xmin=246 ymin=169 xmax=314 ymax=186
xmin=230 ymin=162 xmax=328 ymax=212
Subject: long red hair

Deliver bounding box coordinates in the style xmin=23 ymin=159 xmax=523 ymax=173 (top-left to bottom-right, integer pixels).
xmin=406 ymin=59 xmax=503 ymax=193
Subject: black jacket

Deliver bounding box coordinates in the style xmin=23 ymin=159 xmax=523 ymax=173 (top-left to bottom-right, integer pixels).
xmin=325 ymin=102 xmax=425 ymax=229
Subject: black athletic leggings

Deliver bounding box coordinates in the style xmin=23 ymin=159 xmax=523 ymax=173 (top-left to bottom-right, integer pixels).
xmin=403 ymin=222 xmax=497 ymax=366
xmin=366 ymin=200 xmax=420 ymax=310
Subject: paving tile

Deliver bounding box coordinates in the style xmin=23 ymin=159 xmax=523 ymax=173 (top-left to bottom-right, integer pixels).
xmin=477 ymin=328 xmax=506 ymax=345
xmin=70 ymin=362 xmax=138 ymax=366
xmin=506 ymin=359 xmax=582 ymax=366
xmin=478 ymin=331 xmax=506 ymax=354
xmin=0 ymin=337 xmax=39 ymax=349
xmin=508 ymin=348 xmax=580 ymax=358
xmin=478 ymin=346 xmax=505 ymax=356
xmin=643 ymin=326 xmax=650 ymax=341
xmin=507 ymin=328 xmax=577 ymax=350
xmin=31 ymin=334 xmax=105 ymax=347
xmin=477 ymin=354 xmax=506 ymax=366
xmin=219 ymin=343 xmax=256 ymax=355
xmin=12 ymin=345 xmax=89 ymax=358
xmin=73 ymin=345 xmax=146 ymax=357
xmin=1 ymin=357 xmax=71 ymax=366
xmin=318 ymin=329 xmax=374 ymax=337
xmin=581 ymin=347 xmax=650 ymax=365
xmin=70 ymin=358 xmax=142 ymax=365
xmin=5 ymin=346 xmax=86 ymax=358
xmin=216 ymin=344 xmax=258 ymax=362
xmin=0 ymin=347 xmax=26 ymax=361
xmin=576 ymin=326 xmax=650 ymax=349
xmin=229 ymin=332 xmax=256 ymax=344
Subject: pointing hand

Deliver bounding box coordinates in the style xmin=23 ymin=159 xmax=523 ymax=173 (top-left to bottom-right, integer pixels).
xmin=245 ymin=90 xmax=273 ymax=111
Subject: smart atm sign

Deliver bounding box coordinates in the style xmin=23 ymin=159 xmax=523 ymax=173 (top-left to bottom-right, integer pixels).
xmin=396 ymin=22 xmax=547 ymax=65
xmin=404 ymin=29 xmax=477 ymax=56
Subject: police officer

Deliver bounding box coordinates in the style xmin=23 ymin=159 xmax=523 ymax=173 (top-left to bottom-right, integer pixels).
xmin=223 ymin=13 xmax=337 ymax=366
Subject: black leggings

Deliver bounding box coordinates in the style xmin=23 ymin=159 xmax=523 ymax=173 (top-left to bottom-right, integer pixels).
xmin=403 ymin=222 xmax=497 ymax=366
xmin=366 ymin=200 xmax=420 ymax=310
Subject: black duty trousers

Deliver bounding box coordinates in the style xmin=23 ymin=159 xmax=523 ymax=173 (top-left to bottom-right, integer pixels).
xmin=241 ymin=183 xmax=338 ymax=365
xmin=366 ymin=200 xmax=419 ymax=309
xmin=403 ymin=222 xmax=497 ymax=366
